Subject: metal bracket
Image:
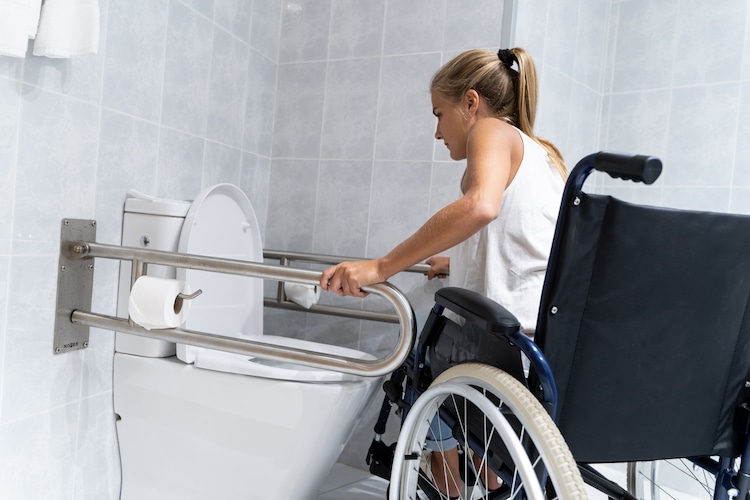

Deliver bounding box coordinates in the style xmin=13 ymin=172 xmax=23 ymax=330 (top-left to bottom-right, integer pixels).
xmin=53 ymin=219 xmax=96 ymax=354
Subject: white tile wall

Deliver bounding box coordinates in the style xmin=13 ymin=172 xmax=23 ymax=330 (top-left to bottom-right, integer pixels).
xmin=0 ymin=1 xmax=282 ymax=498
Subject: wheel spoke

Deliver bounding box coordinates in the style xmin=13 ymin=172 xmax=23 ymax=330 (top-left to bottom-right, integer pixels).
xmin=628 ymin=458 xmax=739 ymax=499
xmin=390 ymin=364 xmax=586 ymax=500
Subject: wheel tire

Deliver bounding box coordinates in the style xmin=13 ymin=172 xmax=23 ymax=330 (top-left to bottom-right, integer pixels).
xmin=389 ymin=363 xmax=586 ymax=499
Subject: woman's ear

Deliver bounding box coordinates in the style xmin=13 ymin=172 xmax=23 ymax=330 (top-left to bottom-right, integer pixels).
xmin=464 ymin=89 xmax=480 ymax=114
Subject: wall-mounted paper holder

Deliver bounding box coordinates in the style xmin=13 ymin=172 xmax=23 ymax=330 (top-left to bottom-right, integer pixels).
xmin=53 ymin=218 xmax=417 ymax=378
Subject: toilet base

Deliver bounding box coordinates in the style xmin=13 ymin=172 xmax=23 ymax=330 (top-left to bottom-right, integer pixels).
xmin=114 ymin=353 xmax=380 ymax=500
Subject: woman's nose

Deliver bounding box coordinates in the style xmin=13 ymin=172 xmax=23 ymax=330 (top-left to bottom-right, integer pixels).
xmin=434 ymin=124 xmax=442 ymax=140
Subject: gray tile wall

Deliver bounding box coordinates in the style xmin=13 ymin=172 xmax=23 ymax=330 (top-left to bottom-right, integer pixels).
xmin=0 ymin=0 xmax=282 ymax=497
xmin=598 ymin=0 xmax=750 ymax=213
xmin=4 ymin=0 xmax=750 ymax=495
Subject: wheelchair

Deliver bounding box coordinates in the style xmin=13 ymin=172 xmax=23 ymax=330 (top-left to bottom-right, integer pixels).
xmin=366 ymin=152 xmax=750 ymax=499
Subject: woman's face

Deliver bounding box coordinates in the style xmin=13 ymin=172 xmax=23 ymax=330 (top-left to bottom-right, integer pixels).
xmin=431 ymin=92 xmax=470 ymax=161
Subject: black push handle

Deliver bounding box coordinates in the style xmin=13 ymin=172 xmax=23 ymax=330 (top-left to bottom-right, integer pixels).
xmin=593 ymin=151 xmax=662 ymax=185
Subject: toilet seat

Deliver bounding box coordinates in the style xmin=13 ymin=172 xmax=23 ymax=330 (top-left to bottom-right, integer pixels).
xmin=175 ymin=184 xmax=372 ymax=383
xmin=190 ymin=335 xmax=374 ymax=383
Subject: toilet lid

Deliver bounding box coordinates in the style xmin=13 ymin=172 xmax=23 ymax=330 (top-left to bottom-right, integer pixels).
xmin=175 ymin=184 xmax=373 ymax=383
xmin=176 ymin=184 xmax=264 ymax=364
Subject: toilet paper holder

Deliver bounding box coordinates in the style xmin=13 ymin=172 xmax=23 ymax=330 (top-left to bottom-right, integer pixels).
xmin=53 ymin=218 xmax=416 ymax=378
xmin=177 ymin=290 xmax=203 ymax=300
xmin=174 ymin=289 xmax=202 ymax=313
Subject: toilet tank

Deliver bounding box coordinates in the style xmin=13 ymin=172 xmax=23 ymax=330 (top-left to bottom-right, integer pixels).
xmin=116 ymin=194 xmax=191 ymax=357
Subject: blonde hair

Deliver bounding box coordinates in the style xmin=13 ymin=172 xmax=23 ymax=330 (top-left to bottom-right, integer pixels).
xmin=430 ymin=48 xmax=567 ymax=180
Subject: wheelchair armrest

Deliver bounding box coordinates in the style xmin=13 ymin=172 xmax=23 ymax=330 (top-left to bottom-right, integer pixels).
xmin=434 ymin=287 xmax=521 ymax=335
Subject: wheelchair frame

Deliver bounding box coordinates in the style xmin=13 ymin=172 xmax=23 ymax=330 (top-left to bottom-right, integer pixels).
xmin=368 ymin=152 xmax=750 ymax=499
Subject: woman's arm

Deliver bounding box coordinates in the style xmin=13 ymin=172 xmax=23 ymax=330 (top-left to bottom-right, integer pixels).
xmin=320 ymin=119 xmax=518 ymax=297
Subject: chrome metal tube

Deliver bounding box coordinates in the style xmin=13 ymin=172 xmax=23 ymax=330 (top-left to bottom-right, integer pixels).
xmin=261 ymin=248 xmax=431 ymax=322
xmin=263 ymin=248 xmax=431 ymax=274
xmin=262 ymin=298 xmax=399 ymax=323
xmin=82 ymin=242 xmax=320 ymax=284
xmin=72 ymin=241 xmax=416 ymax=377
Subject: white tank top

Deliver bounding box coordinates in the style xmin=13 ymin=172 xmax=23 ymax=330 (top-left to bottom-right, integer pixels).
xmin=449 ymin=128 xmax=564 ymax=335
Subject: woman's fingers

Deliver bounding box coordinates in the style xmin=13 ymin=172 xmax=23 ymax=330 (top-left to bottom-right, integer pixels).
xmin=321 ymin=262 xmax=370 ymax=297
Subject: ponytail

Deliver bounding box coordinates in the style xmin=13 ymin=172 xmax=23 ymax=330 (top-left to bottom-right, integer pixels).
xmin=510 ymin=48 xmax=567 ymax=180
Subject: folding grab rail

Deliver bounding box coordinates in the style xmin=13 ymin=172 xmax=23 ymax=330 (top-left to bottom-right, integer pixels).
xmin=53 ymin=219 xmax=417 ymax=378
xmin=263 ymin=249 xmax=430 ymax=323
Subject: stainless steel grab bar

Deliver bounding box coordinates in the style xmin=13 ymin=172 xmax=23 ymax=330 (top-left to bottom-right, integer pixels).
xmin=263 ymin=249 xmax=431 ymax=272
xmin=262 ymin=249 xmax=430 ymax=323
xmin=53 ymin=219 xmax=416 ymax=377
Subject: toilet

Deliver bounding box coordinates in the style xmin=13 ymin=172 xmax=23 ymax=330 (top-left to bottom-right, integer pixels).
xmin=113 ymin=184 xmax=382 ymax=500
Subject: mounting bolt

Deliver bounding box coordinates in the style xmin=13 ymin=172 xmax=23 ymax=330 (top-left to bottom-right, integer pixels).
xmin=83 ymin=342 xmax=89 ymax=348
xmin=91 ymin=221 xmax=96 ymax=227
xmin=573 ymin=197 xmax=581 ymax=206
xmin=55 ymin=347 xmax=61 ymax=353
xmin=64 ymin=220 xmax=69 ymax=226
xmin=60 ymin=265 xmax=66 ymax=272
xmin=550 ymin=306 xmax=558 ymax=314
xmin=88 ymin=264 xmax=94 ymax=271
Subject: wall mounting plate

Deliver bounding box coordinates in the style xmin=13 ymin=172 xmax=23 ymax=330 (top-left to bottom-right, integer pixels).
xmin=53 ymin=219 xmax=96 ymax=354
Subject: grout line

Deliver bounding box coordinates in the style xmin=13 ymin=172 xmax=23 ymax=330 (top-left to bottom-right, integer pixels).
xmin=199 ymin=9 xmax=217 ymax=189
xmin=152 ymin=0 xmax=172 ymax=197
xmin=364 ymin=1 xmax=389 ymax=262
xmin=0 ymin=76 xmax=24 ymax=425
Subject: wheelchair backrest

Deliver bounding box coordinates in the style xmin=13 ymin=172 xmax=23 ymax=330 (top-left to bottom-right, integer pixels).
xmin=536 ymin=189 xmax=750 ymax=462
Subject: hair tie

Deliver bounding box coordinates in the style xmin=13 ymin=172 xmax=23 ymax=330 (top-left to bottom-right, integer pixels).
xmin=497 ymin=48 xmax=517 ymax=70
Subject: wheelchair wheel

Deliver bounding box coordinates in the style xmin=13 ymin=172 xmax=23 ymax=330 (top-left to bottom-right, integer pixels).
xmin=627 ymin=458 xmax=738 ymax=499
xmin=389 ymin=363 xmax=585 ymax=499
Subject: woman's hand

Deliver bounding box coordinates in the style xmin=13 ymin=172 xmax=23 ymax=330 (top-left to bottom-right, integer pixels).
xmin=425 ymin=256 xmax=450 ymax=280
xmin=319 ymin=259 xmax=385 ymax=298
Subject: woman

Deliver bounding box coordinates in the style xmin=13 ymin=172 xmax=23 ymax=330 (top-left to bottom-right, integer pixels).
xmin=320 ymin=47 xmax=566 ymax=497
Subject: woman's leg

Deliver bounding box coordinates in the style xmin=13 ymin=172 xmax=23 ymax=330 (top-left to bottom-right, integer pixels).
xmin=425 ymin=415 xmax=462 ymax=496
xmin=430 ymin=447 xmax=462 ymax=498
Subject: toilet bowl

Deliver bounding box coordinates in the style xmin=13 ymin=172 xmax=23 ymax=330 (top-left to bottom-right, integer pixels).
xmin=113 ymin=184 xmax=381 ymax=500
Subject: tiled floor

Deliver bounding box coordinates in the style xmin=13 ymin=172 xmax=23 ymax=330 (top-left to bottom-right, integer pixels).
xmin=317 ymin=463 xmax=387 ymax=499
xmin=317 ymin=462 xmax=621 ymax=499
xmin=318 ymin=462 xmax=703 ymax=499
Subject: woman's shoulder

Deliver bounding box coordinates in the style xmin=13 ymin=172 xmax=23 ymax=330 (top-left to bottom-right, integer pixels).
xmin=468 ymin=117 xmax=524 ymax=150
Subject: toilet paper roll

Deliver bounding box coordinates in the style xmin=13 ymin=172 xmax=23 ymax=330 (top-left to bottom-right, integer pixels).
xmin=128 ymin=276 xmax=193 ymax=330
xmin=283 ymin=282 xmax=321 ymax=309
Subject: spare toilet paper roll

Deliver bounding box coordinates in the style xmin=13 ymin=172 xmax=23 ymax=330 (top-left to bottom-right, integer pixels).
xmin=128 ymin=276 xmax=193 ymax=330
xmin=283 ymin=282 xmax=321 ymax=309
